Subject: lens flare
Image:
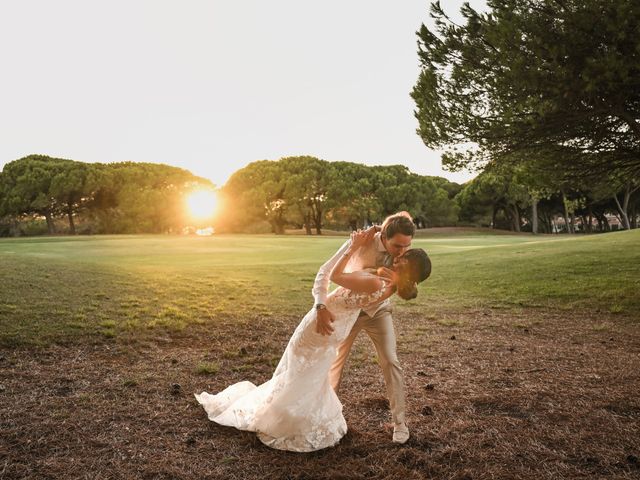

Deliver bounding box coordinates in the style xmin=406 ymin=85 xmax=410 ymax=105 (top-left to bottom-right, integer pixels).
xmin=186 ymin=189 xmax=218 ymax=219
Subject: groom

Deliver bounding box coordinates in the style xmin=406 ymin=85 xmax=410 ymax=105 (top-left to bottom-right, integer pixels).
xmin=312 ymin=212 xmax=415 ymax=444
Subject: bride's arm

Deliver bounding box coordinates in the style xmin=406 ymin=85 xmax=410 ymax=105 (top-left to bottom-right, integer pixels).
xmin=330 ymin=231 xmax=382 ymax=294
xmin=311 ymin=239 xmax=351 ymax=307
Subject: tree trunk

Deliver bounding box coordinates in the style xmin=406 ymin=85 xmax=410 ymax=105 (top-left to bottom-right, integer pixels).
xmin=503 ymin=206 xmax=513 ymax=231
xmin=612 ymin=183 xmax=632 ymax=230
xmin=44 ymin=210 xmax=56 ymax=234
xmin=541 ymin=211 xmax=551 ymax=233
xmin=269 ymin=218 xmax=285 ymax=234
xmin=304 ymin=212 xmax=312 ymax=235
xmin=580 ymin=215 xmax=589 ymax=233
xmin=588 ymin=208 xmax=594 ymax=233
xmin=531 ymin=199 xmax=538 ymax=234
xmin=512 ymin=204 xmax=521 ymax=232
xmin=561 ymin=191 xmax=572 ymax=233
xmin=594 ymin=213 xmax=603 ymax=232
xmin=613 ymin=213 xmax=624 ymax=229
xmin=314 ymin=209 xmax=323 ymax=235
xmin=10 ymin=218 xmax=21 ymax=237
xmin=67 ymin=204 xmax=76 ymax=235
xmin=491 ymin=205 xmax=498 ymax=229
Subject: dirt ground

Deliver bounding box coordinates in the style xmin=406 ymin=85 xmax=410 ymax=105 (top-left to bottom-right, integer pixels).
xmin=1 ymin=308 xmax=639 ymax=480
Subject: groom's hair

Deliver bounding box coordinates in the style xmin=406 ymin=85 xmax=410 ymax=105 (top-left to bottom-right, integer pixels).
xmin=382 ymin=211 xmax=416 ymax=239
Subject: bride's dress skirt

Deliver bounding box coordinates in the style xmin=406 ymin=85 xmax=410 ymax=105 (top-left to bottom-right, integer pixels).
xmin=195 ymin=284 xmax=386 ymax=452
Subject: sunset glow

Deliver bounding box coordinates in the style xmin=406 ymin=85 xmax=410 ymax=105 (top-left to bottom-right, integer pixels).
xmin=186 ymin=189 xmax=218 ymax=219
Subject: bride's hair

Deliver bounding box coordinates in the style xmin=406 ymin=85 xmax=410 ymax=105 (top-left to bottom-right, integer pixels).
xmin=397 ymin=248 xmax=431 ymax=300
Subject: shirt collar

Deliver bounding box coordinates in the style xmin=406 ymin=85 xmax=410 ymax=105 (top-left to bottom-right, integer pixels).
xmin=375 ymin=232 xmax=387 ymax=253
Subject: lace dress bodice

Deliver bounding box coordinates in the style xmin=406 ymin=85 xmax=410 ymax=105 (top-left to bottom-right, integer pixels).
xmin=330 ymin=273 xmax=390 ymax=309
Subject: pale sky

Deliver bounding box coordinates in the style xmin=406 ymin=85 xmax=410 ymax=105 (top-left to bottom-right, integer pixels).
xmin=0 ymin=1 xmax=486 ymax=188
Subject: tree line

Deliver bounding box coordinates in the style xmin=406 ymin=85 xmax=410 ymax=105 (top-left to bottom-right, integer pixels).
xmin=411 ymin=0 xmax=639 ymax=233
xmin=0 ymin=155 xmax=461 ymax=236
xmin=216 ymin=156 xmax=460 ymax=234
xmin=455 ymin=162 xmax=638 ymax=233
xmin=0 ymin=155 xmax=213 ymax=236
xmin=1 ymin=152 xmax=637 ymax=236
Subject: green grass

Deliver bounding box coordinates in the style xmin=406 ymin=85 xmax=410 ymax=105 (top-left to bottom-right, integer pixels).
xmin=414 ymin=229 xmax=640 ymax=314
xmin=0 ymin=230 xmax=638 ymax=346
xmin=194 ymin=362 xmax=220 ymax=375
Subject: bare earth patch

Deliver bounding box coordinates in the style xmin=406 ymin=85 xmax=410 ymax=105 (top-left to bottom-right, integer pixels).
xmin=1 ymin=308 xmax=639 ymax=479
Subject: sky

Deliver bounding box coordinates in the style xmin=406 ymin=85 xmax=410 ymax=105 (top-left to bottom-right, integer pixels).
xmin=0 ymin=0 xmax=486 ymax=188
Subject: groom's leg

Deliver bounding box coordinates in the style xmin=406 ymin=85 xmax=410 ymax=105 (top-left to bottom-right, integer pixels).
xmin=329 ymin=312 xmax=366 ymax=393
xmin=362 ymin=306 xmax=406 ymax=425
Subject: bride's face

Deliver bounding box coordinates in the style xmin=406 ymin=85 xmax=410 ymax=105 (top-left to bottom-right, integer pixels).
xmin=393 ymin=255 xmax=408 ymax=270
xmin=393 ymin=254 xmax=418 ymax=300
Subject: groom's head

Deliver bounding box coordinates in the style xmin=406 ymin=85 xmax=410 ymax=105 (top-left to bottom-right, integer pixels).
xmin=381 ymin=212 xmax=415 ymax=258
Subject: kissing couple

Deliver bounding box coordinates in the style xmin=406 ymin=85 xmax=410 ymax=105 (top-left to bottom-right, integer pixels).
xmin=195 ymin=212 xmax=431 ymax=452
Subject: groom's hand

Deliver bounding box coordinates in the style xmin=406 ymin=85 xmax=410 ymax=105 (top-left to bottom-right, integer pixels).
xmin=377 ymin=267 xmax=398 ymax=285
xmin=315 ymin=308 xmax=335 ymax=336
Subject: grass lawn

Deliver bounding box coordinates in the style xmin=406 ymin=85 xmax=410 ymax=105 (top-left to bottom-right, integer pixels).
xmin=0 ymin=229 xmax=638 ymax=346
xmin=416 ymin=229 xmax=640 ymax=314
xmin=1 ymin=229 xmax=639 ymax=479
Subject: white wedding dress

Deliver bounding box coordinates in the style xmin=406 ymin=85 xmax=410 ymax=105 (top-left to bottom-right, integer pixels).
xmin=194 ymin=273 xmax=390 ymax=452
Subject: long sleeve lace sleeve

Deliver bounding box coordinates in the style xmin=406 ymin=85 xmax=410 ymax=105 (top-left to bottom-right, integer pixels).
xmin=311 ymin=239 xmax=351 ymax=305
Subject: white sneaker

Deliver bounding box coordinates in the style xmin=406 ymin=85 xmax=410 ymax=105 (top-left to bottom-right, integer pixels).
xmin=392 ymin=422 xmax=410 ymax=444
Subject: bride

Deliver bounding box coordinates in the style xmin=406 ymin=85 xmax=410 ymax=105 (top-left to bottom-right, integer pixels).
xmin=194 ymin=229 xmax=430 ymax=452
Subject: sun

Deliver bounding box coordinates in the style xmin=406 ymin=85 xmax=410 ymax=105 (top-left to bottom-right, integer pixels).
xmin=186 ymin=189 xmax=218 ymax=219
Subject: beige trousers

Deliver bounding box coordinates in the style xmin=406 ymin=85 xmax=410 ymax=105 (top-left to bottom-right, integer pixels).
xmin=328 ymin=306 xmax=406 ymax=424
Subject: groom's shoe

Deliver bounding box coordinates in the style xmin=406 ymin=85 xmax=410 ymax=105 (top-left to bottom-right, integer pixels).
xmin=392 ymin=422 xmax=410 ymax=444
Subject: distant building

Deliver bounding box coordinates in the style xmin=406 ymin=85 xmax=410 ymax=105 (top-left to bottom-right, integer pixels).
xmin=552 ymin=214 xmax=622 ymax=233
xmin=182 ymin=226 xmax=215 ymax=236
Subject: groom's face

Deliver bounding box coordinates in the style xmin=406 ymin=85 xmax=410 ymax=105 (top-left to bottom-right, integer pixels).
xmin=384 ymin=233 xmax=412 ymax=258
